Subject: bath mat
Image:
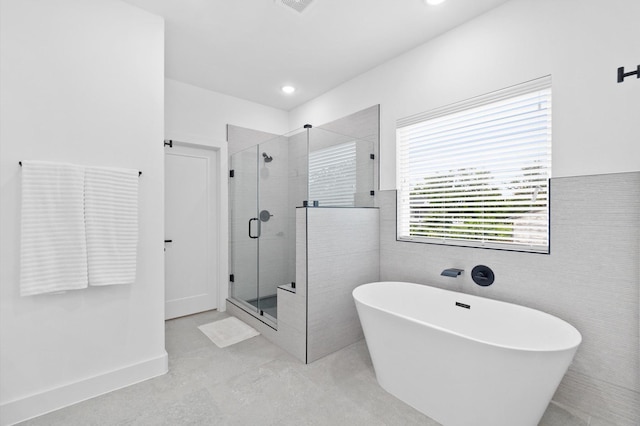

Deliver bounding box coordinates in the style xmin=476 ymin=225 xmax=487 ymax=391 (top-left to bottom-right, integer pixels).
xmin=198 ymin=317 xmax=260 ymax=348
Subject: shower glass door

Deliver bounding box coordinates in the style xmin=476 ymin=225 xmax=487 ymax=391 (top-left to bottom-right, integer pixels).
xmin=229 ymin=130 xmax=303 ymax=324
xmin=229 ymin=145 xmax=259 ymax=315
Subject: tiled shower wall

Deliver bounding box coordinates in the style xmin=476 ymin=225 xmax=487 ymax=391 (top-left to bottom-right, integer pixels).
xmin=257 ymin=136 xmax=294 ymax=298
xmin=378 ymin=171 xmax=640 ymax=425
xmin=304 ymin=207 xmax=380 ymax=363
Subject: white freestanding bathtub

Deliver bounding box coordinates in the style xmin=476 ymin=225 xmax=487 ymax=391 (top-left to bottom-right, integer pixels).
xmin=353 ymin=282 xmax=581 ymax=426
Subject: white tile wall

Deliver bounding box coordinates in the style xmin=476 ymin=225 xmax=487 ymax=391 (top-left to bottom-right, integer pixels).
xmin=305 ymin=208 xmax=380 ymax=363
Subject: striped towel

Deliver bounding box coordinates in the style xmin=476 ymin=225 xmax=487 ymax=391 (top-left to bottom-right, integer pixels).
xmin=20 ymin=161 xmax=88 ymax=296
xmin=85 ymin=166 xmax=139 ymax=286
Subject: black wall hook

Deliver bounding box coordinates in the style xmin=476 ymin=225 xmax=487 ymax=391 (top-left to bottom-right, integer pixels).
xmin=617 ymin=65 xmax=639 ymax=83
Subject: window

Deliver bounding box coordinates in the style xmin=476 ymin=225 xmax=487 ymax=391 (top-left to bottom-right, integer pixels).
xmin=397 ymin=76 xmax=552 ymax=253
xmin=309 ymin=141 xmax=357 ymax=207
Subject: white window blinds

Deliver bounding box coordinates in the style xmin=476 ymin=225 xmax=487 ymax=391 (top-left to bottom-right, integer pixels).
xmin=397 ymin=76 xmax=552 ymax=253
xmin=309 ymin=141 xmax=357 ymax=207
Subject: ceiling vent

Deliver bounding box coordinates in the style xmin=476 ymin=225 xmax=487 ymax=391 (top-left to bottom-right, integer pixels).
xmin=278 ymin=0 xmax=314 ymax=14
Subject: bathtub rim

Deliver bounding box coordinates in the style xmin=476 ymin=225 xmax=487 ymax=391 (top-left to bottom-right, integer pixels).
xmin=353 ymin=281 xmax=582 ymax=353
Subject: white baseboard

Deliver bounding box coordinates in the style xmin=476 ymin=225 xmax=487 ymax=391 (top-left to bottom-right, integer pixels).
xmin=0 ymin=351 xmax=168 ymax=426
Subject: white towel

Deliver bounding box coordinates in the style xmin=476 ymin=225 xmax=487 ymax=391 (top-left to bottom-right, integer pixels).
xmin=20 ymin=161 xmax=88 ymax=296
xmin=85 ymin=166 xmax=139 ymax=286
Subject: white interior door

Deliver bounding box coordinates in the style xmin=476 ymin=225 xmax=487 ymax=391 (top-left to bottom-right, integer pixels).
xmin=165 ymin=143 xmax=218 ymax=320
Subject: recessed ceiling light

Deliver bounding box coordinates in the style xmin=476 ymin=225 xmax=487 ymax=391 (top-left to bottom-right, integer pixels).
xmin=425 ymin=0 xmax=446 ymax=5
xmin=281 ymin=85 xmax=296 ymax=94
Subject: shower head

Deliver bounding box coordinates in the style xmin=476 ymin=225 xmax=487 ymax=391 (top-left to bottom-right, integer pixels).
xmin=262 ymin=152 xmax=273 ymax=163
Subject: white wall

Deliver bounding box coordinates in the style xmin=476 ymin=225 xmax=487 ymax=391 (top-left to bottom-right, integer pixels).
xmin=164 ymin=79 xmax=289 ymax=309
xmin=165 ymin=78 xmax=289 ymax=144
xmin=0 ymin=0 xmax=166 ymax=424
xmin=289 ymin=0 xmax=640 ymax=188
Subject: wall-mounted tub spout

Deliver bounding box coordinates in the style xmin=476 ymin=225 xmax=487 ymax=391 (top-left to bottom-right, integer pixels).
xmin=262 ymin=152 xmax=273 ymax=163
xmin=441 ymin=268 xmax=464 ymax=277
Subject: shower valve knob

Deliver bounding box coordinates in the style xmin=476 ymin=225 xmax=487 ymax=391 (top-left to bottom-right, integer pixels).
xmin=259 ymin=210 xmax=273 ymax=222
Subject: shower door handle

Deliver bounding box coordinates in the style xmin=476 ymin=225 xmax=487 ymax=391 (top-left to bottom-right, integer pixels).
xmin=248 ymin=218 xmax=261 ymax=239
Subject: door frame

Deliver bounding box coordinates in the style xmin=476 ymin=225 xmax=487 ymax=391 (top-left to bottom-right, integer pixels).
xmin=164 ymin=135 xmax=228 ymax=313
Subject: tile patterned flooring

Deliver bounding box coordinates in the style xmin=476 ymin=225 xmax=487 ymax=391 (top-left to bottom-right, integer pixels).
xmin=20 ymin=310 xmax=588 ymax=425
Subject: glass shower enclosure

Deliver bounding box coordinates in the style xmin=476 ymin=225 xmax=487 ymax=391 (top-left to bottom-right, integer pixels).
xmin=229 ymin=126 xmax=374 ymax=326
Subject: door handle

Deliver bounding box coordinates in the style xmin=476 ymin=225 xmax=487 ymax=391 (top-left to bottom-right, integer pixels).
xmin=248 ymin=218 xmax=261 ymax=239
xmin=164 ymin=239 xmax=173 ymax=243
